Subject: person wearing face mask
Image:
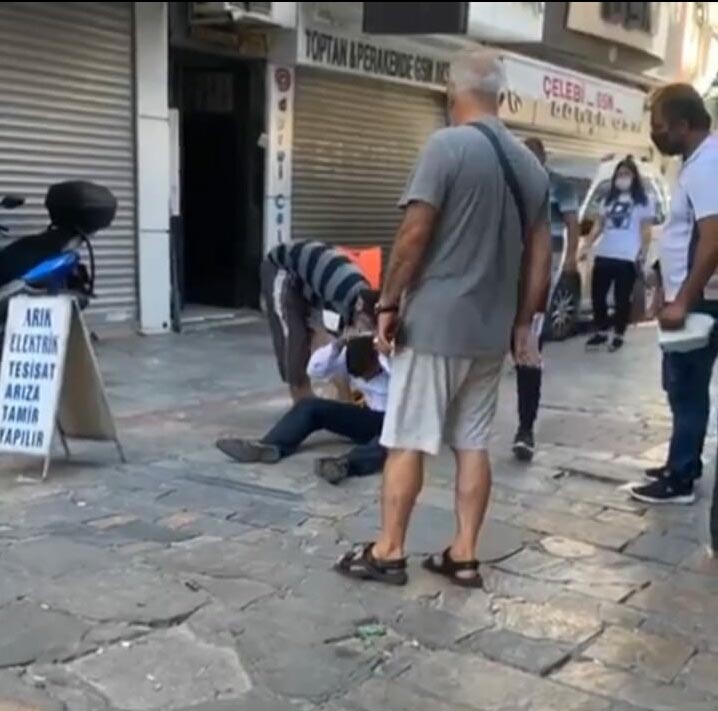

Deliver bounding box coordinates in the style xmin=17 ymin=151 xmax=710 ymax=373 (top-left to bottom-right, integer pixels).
xmin=627 ymin=84 xmax=718 ymax=507
xmin=583 ymin=157 xmax=654 ymax=352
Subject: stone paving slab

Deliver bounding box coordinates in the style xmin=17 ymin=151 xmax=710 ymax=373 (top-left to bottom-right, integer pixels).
xmin=582 ymin=625 xmax=695 ymax=683
xmin=625 ymin=531 xmax=702 ymax=566
xmin=25 ymin=665 xmax=116 ymax=711
xmin=36 ymin=566 xmax=208 ymax=625
xmin=142 ymin=536 xmax=308 ymax=589
xmin=459 ymin=628 xmax=572 ymax=676
xmin=495 ymin=547 xmax=652 ymax=603
xmin=514 ymin=508 xmax=640 ymax=550
xmin=0 ymin=325 xmax=715 ymax=711
xmin=554 ymin=660 xmax=717 ymax=711
xmin=401 ymin=651 xmax=613 ymax=710
xmin=339 ymin=504 xmax=532 ymax=562
xmin=0 ymin=670 xmax=64 ymax=711
xmin=0 ymin=601 xmax=89 ymax=668
xmin=679 ymin=653 xmax=718 ymax=697
xmin=70 ymin=627 xmax=251 ymax=710
xmin=341 ymin=679 xmax=475 ymax=711
xmin=493 ymin=598 xmax=601 ymax=645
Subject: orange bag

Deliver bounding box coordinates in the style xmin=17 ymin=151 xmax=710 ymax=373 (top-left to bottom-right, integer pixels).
xmin=337 ymin=246 xmax=382 ymax=290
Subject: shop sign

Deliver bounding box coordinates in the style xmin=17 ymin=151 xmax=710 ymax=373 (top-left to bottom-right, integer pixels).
xmin=298 ymin=27 xmax=450 ymax=91
xmin=298 ymin=25 xmax=646 ymax=126
xmin=189 ymin=25 xmax=268 ymax=58
xmin=502 ymin=54 xmax=646 ymax=122
xmin=0 ymin=297 xmax=71 ymax=457
xmin=499 ymin=88 xmax=647 ymax=144
xmin=0 ymin=295 xmax=123 ymax=479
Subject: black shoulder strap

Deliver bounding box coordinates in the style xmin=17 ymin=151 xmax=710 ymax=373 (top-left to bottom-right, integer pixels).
xmin=471 ymin=122 xmax=527 ymax=242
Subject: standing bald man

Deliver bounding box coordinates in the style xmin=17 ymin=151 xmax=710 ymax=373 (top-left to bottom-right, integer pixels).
xmin=335 ymin=51 xmax=552 ymax=587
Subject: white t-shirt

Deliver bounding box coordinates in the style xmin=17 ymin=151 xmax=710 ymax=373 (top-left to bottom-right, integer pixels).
xmin=660 ymin=134 xmax=718 ymax=302
xmin=594 ymin=194 xmax=653 ymax=262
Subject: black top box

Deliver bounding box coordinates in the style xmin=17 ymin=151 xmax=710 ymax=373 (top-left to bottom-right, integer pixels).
xmin=46 ymin=181 xmax=117 ymax=235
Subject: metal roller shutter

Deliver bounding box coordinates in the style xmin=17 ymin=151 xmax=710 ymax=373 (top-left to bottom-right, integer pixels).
xmin=293 ymin=68 xmax=443 ymax=252
xmin=0 ymin=2 xmax=136 ymax=324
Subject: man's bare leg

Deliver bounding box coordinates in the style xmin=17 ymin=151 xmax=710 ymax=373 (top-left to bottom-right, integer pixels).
xmin=450 ymin=449 xmax=492 ymax=565
xmin=372 ymin=449 xmax=424 ymax=561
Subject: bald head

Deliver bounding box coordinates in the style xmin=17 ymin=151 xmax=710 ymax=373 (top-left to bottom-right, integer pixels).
xmin=447 ymin=50 xmax=506 ymax=125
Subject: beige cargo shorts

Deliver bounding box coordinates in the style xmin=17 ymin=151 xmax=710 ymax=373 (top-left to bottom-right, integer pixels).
xmin=380 ymin=348 xmax=505 ymax=456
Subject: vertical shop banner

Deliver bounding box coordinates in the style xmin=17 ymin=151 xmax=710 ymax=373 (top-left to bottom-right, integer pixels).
xmin=264 ymin=64 xmax=294 ymax=252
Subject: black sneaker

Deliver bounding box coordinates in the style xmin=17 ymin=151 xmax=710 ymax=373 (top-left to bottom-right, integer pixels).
xmin=512 ymin=430 xmax=535 ymax=463
xmin=216 ymin=439 xmax=282 ymax=464
xmin=628 ymin=478 xmax=696 ymax=505
xmin=315 ymin=457 xmax=350 ymax=485
xmin=645 ymin=464 xmax=702 ymax=482
xmin=586 ymin=333 xmax=608 ymax=350
xmin=608 ymin=336 xmax=624 ymax=352
xmin=644 ymin=464 xmax=668 ymax=481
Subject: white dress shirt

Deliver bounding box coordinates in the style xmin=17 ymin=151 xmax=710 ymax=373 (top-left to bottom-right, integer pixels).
xmin=306 ymin=342 xmax=390 ymax=412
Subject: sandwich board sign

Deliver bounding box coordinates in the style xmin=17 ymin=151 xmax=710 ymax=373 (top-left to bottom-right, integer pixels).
xmin=0 ymin=295 xmax=123 ymax=479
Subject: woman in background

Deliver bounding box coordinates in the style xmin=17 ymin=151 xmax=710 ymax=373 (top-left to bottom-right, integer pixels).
xmin=584 ymin=156 xmax=654 ymax=352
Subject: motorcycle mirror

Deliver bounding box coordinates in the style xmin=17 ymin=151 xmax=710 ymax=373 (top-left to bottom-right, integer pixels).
xmin=1 ymin=195 xmax=24 ymax=209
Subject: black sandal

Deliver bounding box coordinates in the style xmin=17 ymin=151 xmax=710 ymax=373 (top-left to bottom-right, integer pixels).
xmin=334 ymin=543 xmax=408 ymax=586
xmin=422 ymin=548 xmax=483 ymax=589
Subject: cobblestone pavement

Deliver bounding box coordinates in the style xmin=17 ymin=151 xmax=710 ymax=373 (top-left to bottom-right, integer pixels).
xmin=1 ymin=320 xmax=717 ymax=711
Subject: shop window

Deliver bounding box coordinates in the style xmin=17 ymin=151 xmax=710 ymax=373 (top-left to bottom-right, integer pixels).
xmin=601 ymin=2 xmax=652 ymax=32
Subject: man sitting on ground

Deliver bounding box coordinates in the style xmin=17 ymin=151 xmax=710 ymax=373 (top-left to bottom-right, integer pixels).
xmin=261 ymin=240 xmax=379 ymax=403
xmin=216 ymin=335 xmax=389 ymax=485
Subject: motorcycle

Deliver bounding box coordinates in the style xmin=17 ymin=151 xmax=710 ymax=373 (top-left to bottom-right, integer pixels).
xmin=0 ymin=181 xmax=117 ymax=346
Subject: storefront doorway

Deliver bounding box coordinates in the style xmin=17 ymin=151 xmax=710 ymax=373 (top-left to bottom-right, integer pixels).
xmin=170 ymin=50 xmax=265 ymax=319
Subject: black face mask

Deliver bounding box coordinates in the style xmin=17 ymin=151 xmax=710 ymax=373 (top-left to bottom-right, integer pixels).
xmin=651 ymin=131 xmax=683 ymax=156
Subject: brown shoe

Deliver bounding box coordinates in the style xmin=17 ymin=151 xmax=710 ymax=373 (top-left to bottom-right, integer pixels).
xmin=216 ymin=439 xmax=281 ymax=464
xmin=314 ymin=457 xmax=350 ymax=485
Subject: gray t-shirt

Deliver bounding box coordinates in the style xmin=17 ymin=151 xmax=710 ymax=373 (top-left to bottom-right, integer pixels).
xmin=398 ymin=119 xmax=549 ymax=358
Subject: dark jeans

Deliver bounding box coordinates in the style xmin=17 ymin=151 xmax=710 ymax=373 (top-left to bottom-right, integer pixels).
xmin=262 ymin=398 xmax=385 ymax=477
xmin=592 ymin=257 xmax=637 ymax=336
xmin=663 ymin=327 xmax=718 ymax=483
xmin=516 ymin=364 xmax=542 ymax=434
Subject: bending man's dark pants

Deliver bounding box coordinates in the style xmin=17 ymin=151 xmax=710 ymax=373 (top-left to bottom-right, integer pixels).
xmin=262 ymin=398 xmax=386 ymax=476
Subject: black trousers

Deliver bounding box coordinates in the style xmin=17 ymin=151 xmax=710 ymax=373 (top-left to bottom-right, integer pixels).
xmin=516 ymin=356 xmax=543 ymax=435
xmin=591 ymin=257 xmax=637 ymax=336
xmin=262 ymin=398 xmax=386 ymax=477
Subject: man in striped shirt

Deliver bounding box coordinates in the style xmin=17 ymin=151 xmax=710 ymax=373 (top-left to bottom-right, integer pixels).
xmin=261 ymin=240 xmax=379 ymax=402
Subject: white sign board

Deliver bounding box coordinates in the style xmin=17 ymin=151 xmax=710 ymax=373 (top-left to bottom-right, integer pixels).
xmin=297 ymin=26 xmax=450 ymax=92
xmin=297 ymin=24 xmax=647 ymax=123
xmin=0 ymin=294 xmax=123 ymax=479
xmin=0 ymin=296 xmax=72 ymax=456
xmin=501 ymin=53 xmax=646 ymax=123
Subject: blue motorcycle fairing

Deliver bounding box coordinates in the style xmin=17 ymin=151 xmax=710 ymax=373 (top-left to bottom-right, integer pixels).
xmin=22 ymin=251 xmax=78 ymax=287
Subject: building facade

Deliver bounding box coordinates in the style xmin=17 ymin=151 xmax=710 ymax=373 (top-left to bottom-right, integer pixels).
xmin=1 ymin=2 xmax=716 ymax=334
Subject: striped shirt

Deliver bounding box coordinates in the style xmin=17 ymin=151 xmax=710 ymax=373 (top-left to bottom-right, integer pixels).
xmin=267 ymin=241 xmax=368 ymax=320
